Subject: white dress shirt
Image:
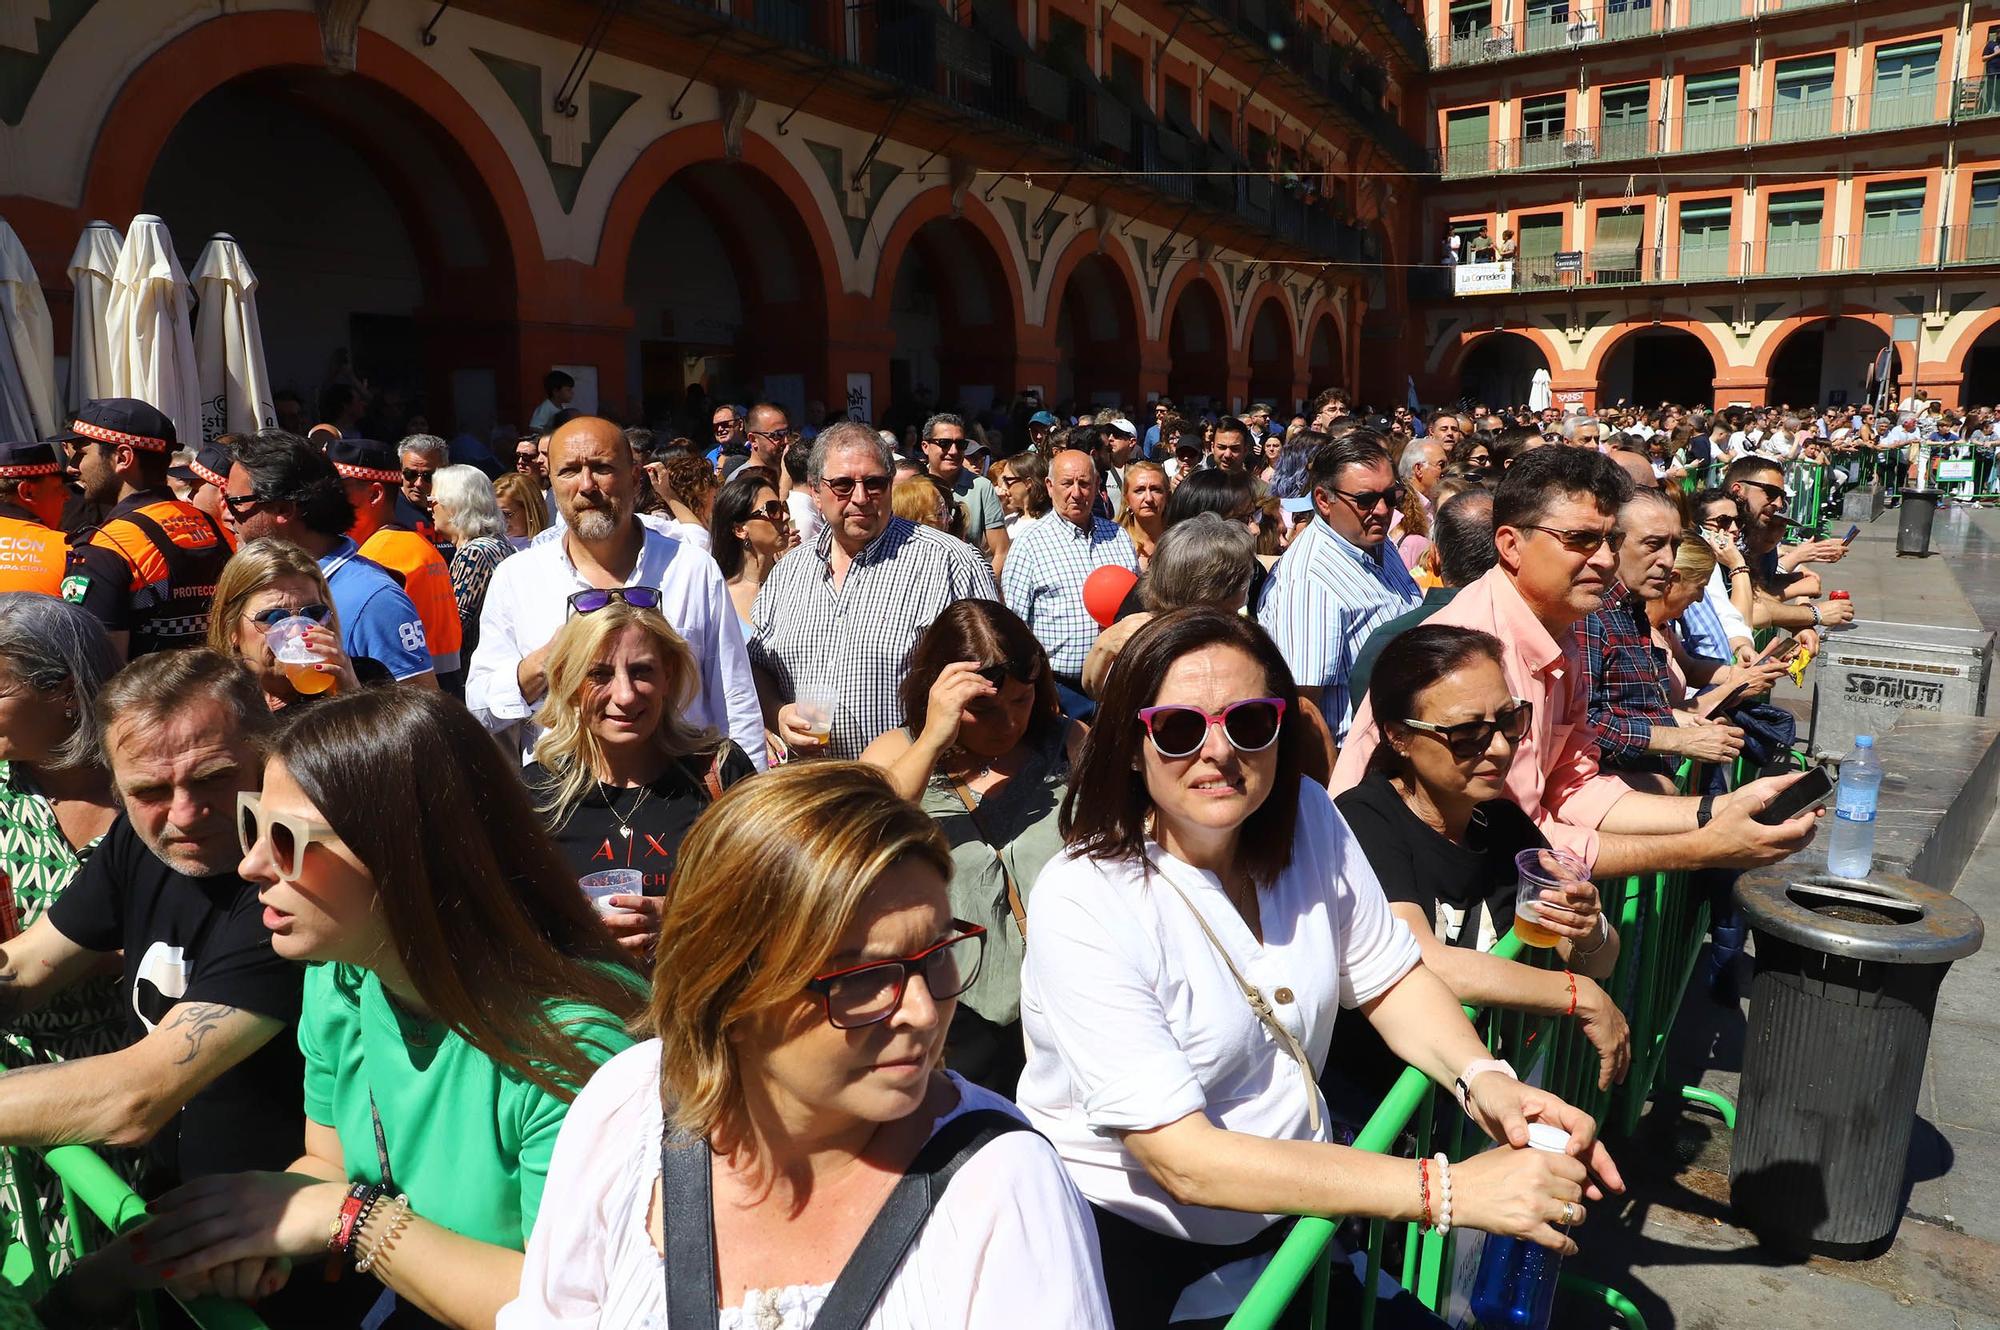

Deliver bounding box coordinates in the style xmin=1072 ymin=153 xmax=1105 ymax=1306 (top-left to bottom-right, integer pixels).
xmin=465 ymin=520 xmax=765 ymax=767
xmin=498 ymin=1043 xmax=1115 ymax=1330
xmin=1017 ymin=782 xmax=1421 ymax=1321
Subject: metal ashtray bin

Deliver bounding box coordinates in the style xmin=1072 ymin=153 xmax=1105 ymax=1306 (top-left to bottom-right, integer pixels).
xmin=1729 ymin=869 xmax=1982 ymax=1257
xmin=1896 ymin=489 xmax=1940 ymax=555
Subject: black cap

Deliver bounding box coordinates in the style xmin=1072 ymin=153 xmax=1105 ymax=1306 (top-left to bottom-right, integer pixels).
xmin=62 ymin=398 xmax=176 ymax=453
xmin=169 ymin=442 xmax=234 ymax=489
xmin=325 ymin=438 xmax=401 ymax=484
xmin=0 ymin=441 xmax=62 ymax=479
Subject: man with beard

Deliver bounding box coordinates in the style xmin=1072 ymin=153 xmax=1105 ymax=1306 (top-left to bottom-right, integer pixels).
xmin=1257 ymin=431 xmax=1422 ymax=740
xmin=1332 ymin=446 xmax=1818 ymax=878
xmin=922 ymin=412 xmax=1008 ymax=571
xmin=466 ymin=415 xmax=763 ymax=765
xmin=1579 ymin=487 xmax=1744 ymax=781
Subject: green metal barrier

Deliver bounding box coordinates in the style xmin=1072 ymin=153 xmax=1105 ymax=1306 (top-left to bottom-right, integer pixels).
xmin=1781 ymin=461 xmax=1831 ymax=538
xmin=0 ymin=1145 xmax=269 ymax=1329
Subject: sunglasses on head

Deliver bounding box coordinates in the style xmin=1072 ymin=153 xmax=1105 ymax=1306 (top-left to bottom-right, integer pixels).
xmin=1137 ymin=697 xmax=1287 ymax=760
xmin=820 ymin=474 xmax=892 ymax=497
xmin=248 ymin=603 xmax=331 ymax=629
xmin=237 ymin=791 xmax=338 ymax=883
xmin=805 ymin=924 xmax=987 ymax=1029
xmin=973 ymin=659 xmax=1040 ymax=689
xmin=567 ymin=586 xmax=664 ymax=616
xmin=1401 ymin=698 xmax=1533 ymax=757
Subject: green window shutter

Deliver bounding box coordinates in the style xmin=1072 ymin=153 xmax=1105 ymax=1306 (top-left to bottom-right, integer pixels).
xmin=1524 ymin=93 xmax=1567 ymax=136
xmin=1684 ymin=71 xmax=1739 ymax=151
xmin=1448 ymin=0 xmax=1490 ymax=32
xmin=1872 ymin=41 xmax=1940 ymax=128
xmin=1969 ymin=173 xmax=2000 ymax=261
xmin=1446 ymin=107 xmax=1493 ymax=173
xmin=1519 ymin=214 xmax=1565 ymax=258
xmin=1679 ymin=199 xmax=1732 ymax=277
xmin=1765 ymin=190 xmax=1823 ymax=274
xmin=1599 ymin=83 xmax=1651 ymax=157
xmin=1861 ymin=182 xmax=1924 ymax=267
xmin=1772 ymin=56 xmax=1836 ymax=140
xmin=1602 ymin=84 xmax=1650 ymax=122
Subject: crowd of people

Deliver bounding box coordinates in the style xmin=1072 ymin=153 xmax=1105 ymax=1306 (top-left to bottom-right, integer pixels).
xmin=0 ymin=373 xmax=1865 ymax=1328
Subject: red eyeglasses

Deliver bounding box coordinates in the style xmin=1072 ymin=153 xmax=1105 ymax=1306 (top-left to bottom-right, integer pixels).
xmin=805 ymin=924 xmax=987 ymax=1029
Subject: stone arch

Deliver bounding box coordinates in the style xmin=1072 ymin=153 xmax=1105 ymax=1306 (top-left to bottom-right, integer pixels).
xmin=1161 ymin=264 xmax=1232 ymax=408
xmin=1041 ymin=233 xmax=1146 ymax=408
xmin=1596 ymin=325 xmax=1718 ymax=408
xmin=868 ymin=189 xmax=1026 ymax=418
xmin=1761 ymin=316 xmax=1899 ymax=409
xmin=1305 ymin=312 xmax=1344 ymax=399
xmin=1245 ymin=291 xmax=1297 ymax=409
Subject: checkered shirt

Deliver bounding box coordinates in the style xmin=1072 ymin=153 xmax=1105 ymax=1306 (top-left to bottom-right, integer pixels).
xmin=999 ymin=513 xmax=1138 ymax=676
xmin=750 ymin=517 xmax=998 ymax=759
xmin=1577 ymin=583 xmax=1676 ymax=770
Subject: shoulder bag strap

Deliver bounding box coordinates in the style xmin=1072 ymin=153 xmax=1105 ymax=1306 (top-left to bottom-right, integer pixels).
xmin=660 ymin=1130 xmax=721 ymax=1330
xmin=945 ymin=776 xmax=1027 ymax=939
xmin=809 ymin=1109 xmax=1031 ymax=1330
xmin=1157 ymin=873 xmax=1322 ymax=1136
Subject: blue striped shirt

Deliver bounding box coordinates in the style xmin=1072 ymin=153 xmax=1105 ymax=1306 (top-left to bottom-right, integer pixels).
xmin=1256 ymin=516 xmax=1422 ymax=740
xmin=1001 ymin=513 xmax=1138 ymax=675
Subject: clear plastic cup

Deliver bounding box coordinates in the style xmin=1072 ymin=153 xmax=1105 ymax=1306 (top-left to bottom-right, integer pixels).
xmin=794 ymin=685 xmax=835 ymax=744
xmin=265 ymin=615 xmax=333 ymax=695
xmin=1513 ymin=847 xmax=1589 ymax=949
xmin=579 ymin=869 xmax=643 ymax=916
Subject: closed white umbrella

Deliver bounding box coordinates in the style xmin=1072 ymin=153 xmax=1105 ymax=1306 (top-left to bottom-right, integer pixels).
xmin=191 ymin=234 xmax=275 ymax=443
xmin=106 ymin=214 xmax=201 ymax=445
xmin=0 ymin=218 xmax=57 ymax=439
xmin=1528 ymin=366 xmax=1553 ymax=414
xmin=66 ymin=220 xmax=122 ymax=415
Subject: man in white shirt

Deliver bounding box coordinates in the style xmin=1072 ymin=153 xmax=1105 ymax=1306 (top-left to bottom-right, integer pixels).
xmin=466 ymin=416 xmax=764 ymax=766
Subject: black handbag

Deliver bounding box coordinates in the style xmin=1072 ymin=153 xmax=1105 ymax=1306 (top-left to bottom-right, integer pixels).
xmin=660 ymin=1108 xmax=1031 ymax=1329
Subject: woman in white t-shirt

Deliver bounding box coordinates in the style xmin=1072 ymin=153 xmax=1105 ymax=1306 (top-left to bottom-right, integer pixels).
xmin=1019 ymin=608 xmax=1623 ymax=1327
xmin=501 ymin=762 xmax=1112 ymax=1330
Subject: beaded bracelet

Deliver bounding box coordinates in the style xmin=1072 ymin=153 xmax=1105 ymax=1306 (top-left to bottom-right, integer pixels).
xmin=1433 ymin=1153 xmax=1454 ymax=1235
xmin=356 ymin=1193 xmax=412 ymax=1276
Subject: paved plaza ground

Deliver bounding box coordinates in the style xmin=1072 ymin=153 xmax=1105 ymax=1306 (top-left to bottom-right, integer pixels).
xmin=1562 ymin=502 xmax=2000 ymax=1330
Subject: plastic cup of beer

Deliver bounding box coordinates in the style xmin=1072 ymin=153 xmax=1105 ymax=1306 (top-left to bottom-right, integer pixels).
xmin=794 ymin=685 xmax=836 ymax=746
xmin=265 ymin=615 xmax=334 ymax=695
xmin=579 ymin=869 xmax=643 ymax=917
xmin=1513 ymin=847 xmax=1589 ymax=948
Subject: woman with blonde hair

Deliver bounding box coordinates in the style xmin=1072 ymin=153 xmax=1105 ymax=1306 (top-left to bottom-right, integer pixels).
xmin=893 ymin=473 xmax=956 ymax=533
xmin=500 ymin=762 xmax=1113 ymax=1329
xmin=205 ymin=538 xmax=371 ymax=708
xmin=493 ymin=470 xmax=549 ymax=551
xmin=525 ymin=597 xmax=754 ymax=949
xmin=1116 ymin=460 xmax=1169 ymax=568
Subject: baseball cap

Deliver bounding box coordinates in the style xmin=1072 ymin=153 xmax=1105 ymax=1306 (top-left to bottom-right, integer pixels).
xmin=1279 ymin=495 xmax=1315 ymax=515
xmin=325 ymin=438 xmax=401 ymax=484
xmin=61 ymin=398 xmax=177 ymax=453
xmin=1107 ymin=418 xmax=1138 ymax=439
xmin=1028 ymin=411 xmax=1060 ymax=428
xmin=0 ymin=440 xmax=62 ymax=478
xmin=169 ymin=442 xmax=234 ymax=490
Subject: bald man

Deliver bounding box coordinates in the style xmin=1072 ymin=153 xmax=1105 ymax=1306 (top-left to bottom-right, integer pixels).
xmin=465 ymin=415 xmax=766 ymax=773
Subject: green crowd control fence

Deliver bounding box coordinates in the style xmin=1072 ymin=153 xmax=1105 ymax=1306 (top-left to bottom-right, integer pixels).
xmin=0 ymin=1144 xmax=269 ymax=1329
xmin=1229 ymin=762 xmax=1736 ymax=1330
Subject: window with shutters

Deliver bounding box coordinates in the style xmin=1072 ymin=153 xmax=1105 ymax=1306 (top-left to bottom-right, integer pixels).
xmin=1524 ymin=0 xmax=1573 ymax=53
xmin=1448 ymin=0 xmax=1495 ymax=62
xmin=1770 ymin=55 xmax=1837 ymax=142
xmin=1764 ymin=189 xmax=1823 ymax=274
xmin=1689 ymin=0 xmax=1739 ymax=24
xmin=1598 ymin=83 xmax=1652 ymax=159
xmin=1517 ymin=212 xmax=1565 ymax=285
xmin=1682 ymin=70 xmax=1739 ymax=152
xmin=1109 ymin=47 xmax=1145 ymax=103
xmin=1870 ymin=39 xmax=1940 ymax=130
xmin=1521 ymin=94 xmax=1567 ymax=168
xmin=1164 ymin=78 xmax=1194 ymax=132
xmin=1446 ymin=106 xmax=1494 ymax=174
xmin=1967 ymin=172 xmax=2000 ymax=262
xmin=1603 ymin=0 xmax=1652 ymax=42
xmin=1678 ymin=198 xmax=1733 ymax=279
xmin=1592 ymin=208 xmax=1645 ymax=282
xmin=1860 ymin=179 xmax=1925 ymax=268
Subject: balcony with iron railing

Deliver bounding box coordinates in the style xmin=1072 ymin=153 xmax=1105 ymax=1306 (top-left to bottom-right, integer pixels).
xmin=1437 ymin=86 xmax=1969 ymax=177
xmin=1432 ymin=0 xmax=1890 ymax=69
xmin=1439 ymin=227 xmax=1945 ymax=293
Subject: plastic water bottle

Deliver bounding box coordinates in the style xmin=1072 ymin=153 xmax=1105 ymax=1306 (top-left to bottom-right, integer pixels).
xmin=1827 ymin=736 xmax=1884 ymax=878
xmin=1467 ymin=1123 xmax=1572 ymax=1330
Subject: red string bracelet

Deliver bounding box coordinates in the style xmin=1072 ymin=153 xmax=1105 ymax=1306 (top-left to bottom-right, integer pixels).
xmin=1564 ymin=969 xmax=1578 ymax=1018
xmin=1418 ymin=1157 xmax=1433 ymax=1229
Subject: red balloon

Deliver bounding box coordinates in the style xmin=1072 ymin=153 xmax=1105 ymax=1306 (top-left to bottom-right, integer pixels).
xmin=1082 ymin=564 xmax=1139 ymax=630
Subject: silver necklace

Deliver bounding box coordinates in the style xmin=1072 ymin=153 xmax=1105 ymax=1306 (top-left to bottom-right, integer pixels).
xmin=606 ymin=781 xmax=651 ymax=838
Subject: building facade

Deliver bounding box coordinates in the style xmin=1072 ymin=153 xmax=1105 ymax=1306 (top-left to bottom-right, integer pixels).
xmin=1417 ymin=0 xmax=2000 ymax=411
xmin=0 ymin=0 xmax=1431 ymax=434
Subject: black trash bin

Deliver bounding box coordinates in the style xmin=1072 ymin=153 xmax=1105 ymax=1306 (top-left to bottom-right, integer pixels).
xmin=1730 ymin=870 xmax=1982 ymax=1257
xmin=1895 ymin=489 xmax=1939 ymax=556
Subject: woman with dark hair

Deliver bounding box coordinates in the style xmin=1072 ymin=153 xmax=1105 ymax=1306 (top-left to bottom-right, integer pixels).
xmin=1000 ymin=450 xmax=1052 ymax=534
xmin=1449 ymin=434 xmax=1494 ymax=483
xmin=1164 ymin=467 xmax=1261 ymax=531
xmin=1326 ymin=625 xmax=1627 ymax=1124
xmin=708 ymin=465 xmax=790 ymax=632
xmin=137 ymin=687 xmax=644 ymax=1326
xmin=1269 ymin=429 xmax=1328 ymax=502
xmin=1018 ymin=607 xmax=1622 ymax=1327
xmin=859 ymin=599 xmax=1085 ymax=1094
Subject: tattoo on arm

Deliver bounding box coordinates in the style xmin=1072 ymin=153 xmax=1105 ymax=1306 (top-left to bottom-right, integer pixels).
xmin=159 ymin=1002 xmax=237 ymax=1067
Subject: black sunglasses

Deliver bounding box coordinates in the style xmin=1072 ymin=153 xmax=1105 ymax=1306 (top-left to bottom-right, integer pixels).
xmin=1325 ymin=482 xmax=1407 ymax=514
xmin=567 ymin=586 xmax=663 ymax=616
xmin=1523 ymin=524 xmax=1615 ymax=555
xmin=1401 ymin=699 xmax=1533 ymax=756
xmin=1739 ymin=479 xmax=1788 ymax=501
xmin=248 ymin=603 xmax=331 ymax=629
xmin=401 ymin=468 xmax=434 ymax=484
xmin=820 ymin=474 xmax=892 ymax=497
xmin=974 ymin=659 xmax=1040 ymax=689
xmin=750 ymin=427 xmax=795 ymax=444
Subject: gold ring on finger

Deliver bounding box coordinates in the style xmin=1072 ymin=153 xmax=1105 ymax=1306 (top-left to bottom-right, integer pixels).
xmin=1561 ymin=1201 xmax=1580 ymax=1226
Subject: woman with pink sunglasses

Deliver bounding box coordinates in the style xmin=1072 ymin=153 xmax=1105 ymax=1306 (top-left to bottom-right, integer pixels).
xmin=1017 ymin=607 xmax=1624 ymax=1328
